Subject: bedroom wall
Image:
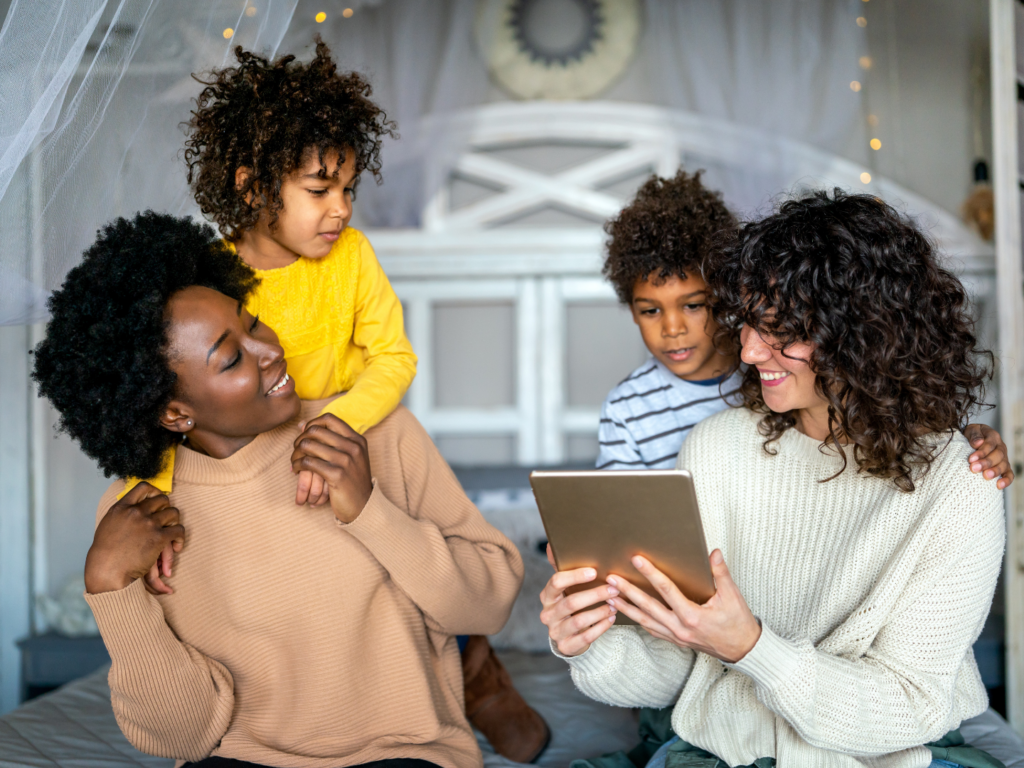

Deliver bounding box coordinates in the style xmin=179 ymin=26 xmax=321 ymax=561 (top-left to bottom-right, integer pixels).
xmin=27 ymin=0 xmax=995 ymax=609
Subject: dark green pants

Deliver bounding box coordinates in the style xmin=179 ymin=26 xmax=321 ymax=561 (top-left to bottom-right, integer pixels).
xmin=570 ymin=707 xmax=1005 ymax=768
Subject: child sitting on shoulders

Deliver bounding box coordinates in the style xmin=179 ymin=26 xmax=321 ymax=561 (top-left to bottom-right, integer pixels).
xmin=597 ymin=169 xmax=1014 ymax=480
xmin=127 ymin=40 xmax=549 ymax=764
xmin=122 ymin=41 xmax=414 ymax=506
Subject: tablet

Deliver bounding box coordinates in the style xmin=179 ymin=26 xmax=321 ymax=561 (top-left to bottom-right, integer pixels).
xmin=530 ymin=470 xmax=715 ymax=625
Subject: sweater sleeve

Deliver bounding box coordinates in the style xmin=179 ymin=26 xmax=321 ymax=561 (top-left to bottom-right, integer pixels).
xmin=84 ymin=580 xmax=235 ymax=761
xmin=558 ymin=626 xmax=695 ymax=708
xmin=596 ymin=396 xmax=645 ymax=470
xmin=340 ymin=409 xmax=524 ymax=635
xmin=320 ymin=233 xmax=417 ymax=434
xmin=729 ymin=479 xmax=1005 ymax=756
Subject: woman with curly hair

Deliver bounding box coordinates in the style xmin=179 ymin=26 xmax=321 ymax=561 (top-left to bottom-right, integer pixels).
xmin=540 ymin=191 xmax=1006 ymax=767
xmin=33 ymin=212 xmax=524 ymax=768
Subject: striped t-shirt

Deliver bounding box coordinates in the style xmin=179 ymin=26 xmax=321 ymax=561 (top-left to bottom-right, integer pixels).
xmin=596 ymin=358 xmax=743 ymax=470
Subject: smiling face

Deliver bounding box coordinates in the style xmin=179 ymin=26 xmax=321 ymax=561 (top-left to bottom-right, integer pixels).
xmin=739 ymin=323 xmax=832 ymax=439
xmin=160 ymin=286 xmax=300 ymax=458
xmin=234 ymin=147 xmax=357 ymax=270
xmin=630 ymin=272 xmax=735 ymax=381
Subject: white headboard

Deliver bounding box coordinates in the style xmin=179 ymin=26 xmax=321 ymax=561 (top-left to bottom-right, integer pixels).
xmin=368 ymin=101 xmax=997 ymax=466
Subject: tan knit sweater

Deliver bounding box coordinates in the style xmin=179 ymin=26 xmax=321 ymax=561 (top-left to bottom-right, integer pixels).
xmin=85 ymin=401 xmax=524 ymax=768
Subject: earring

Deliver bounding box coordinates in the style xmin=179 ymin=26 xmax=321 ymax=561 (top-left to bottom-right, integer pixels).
xmin=186 ymin=420 xmax=193 ymax=426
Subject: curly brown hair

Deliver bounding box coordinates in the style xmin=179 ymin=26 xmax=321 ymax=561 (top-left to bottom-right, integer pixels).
xmin=603 ymin=170 xmax=736 ymax=303
xmin=704 ymin=189 xmax=992 ymax=491
xmin=184 ymin=39 xmax=397 ymax=239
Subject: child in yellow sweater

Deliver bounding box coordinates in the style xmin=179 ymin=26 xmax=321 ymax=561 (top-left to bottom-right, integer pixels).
xmin=127 ymin=40 xmax=551 ymax=762
xmin=121 ymin=43 xmax=415 ymax=508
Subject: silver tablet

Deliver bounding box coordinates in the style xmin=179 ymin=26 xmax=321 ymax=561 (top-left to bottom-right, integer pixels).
xmin=530 ymin=469 xmax=716 ymax=625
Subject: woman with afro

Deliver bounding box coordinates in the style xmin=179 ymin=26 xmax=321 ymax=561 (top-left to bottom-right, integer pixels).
xmin=34 ymin=212 xmax=525 ymax=768
xmin=128 ymin=39 xmax=548 ymax=762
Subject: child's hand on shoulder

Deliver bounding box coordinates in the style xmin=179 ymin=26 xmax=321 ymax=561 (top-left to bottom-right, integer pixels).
xmin=964 ymin=423 xmax=1015 ymax=490
xmin=295 ymin=420 xmax=332 ymax=506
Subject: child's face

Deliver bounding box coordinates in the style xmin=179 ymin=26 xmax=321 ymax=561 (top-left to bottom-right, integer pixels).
xmin=251 ymin=147 xmax=357 ymax=262
xmin=629 ymin=272 xmax=735 ymax=381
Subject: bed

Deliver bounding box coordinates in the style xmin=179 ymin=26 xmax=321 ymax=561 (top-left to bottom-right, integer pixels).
xmin=2 ymin=482 xmax=1023 ymax=768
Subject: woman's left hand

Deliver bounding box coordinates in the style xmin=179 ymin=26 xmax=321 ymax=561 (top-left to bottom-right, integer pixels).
xmin=291 ymin=414 xmax=372 ymax=524
xmin=609 ymin=550 xmax=761 ymax=664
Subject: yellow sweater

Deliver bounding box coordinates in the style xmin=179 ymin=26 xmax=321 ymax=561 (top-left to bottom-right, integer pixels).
xmin=87 ymin=401 xmax=523 ymax=767
xmin=123 ymin=227 xmax=416 ymax=497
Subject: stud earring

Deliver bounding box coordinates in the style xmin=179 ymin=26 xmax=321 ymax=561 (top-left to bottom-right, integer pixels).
xmin=186 ymin=420 xmax=193 ymax=426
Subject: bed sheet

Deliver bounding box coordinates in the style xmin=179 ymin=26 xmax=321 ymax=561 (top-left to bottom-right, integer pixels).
xmin=1 ymin=652 xmax=1022 ymax=768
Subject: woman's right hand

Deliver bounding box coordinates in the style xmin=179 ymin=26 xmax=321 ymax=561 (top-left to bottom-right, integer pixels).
xmin=84 ymin=482 xmax=186 ymax=595
xmin=539 ymin=544 xmax=619 ymax=657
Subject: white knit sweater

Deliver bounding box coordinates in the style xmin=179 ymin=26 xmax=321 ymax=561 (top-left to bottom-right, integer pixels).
xmin=561 ymin=407 xmax=1004 ymax=768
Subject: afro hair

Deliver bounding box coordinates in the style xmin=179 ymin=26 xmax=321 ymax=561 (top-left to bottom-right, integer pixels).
xmin=32 ymin=211 xmax=259 ymax=480
xmin=184 ymin=38 xmax=397 ymax=239
xmin=603 ymin=170 xmax=736 ymax=304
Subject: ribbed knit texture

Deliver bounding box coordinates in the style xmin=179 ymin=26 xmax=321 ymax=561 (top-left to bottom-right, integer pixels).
xmin=85 ymin=401 xmax=523 ymax=768
xmin=562 ymin=407 xmax=1005 ymax=768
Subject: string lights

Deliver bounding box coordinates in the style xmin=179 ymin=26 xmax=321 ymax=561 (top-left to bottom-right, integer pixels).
xmin=853 ymin=5 xmax=879 ymax=184
xmin=223 ymin=27 xmax=234 ymax=39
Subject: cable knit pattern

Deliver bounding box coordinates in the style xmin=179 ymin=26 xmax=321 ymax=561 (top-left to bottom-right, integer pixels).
xmin=85 ymin=401 xmax=523 ymax=768
xmin=562 ymin=407 xmax=1004 ymax=768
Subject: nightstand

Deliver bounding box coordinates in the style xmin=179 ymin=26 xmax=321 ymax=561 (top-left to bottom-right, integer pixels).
xmin=17 ymin=633 xmax=110 ymax=702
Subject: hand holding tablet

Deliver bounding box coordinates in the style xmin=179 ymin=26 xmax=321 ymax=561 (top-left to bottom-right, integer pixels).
xmin=535 ymin=470 xmax=761 ymax=662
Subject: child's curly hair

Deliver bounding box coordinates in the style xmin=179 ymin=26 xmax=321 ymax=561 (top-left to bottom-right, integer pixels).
xmin=32 ymin=212 xmax=259 ymax=481
xmin=603 ymin=170 xmax=736 ymax=303
xmin=704 ymin=189 xmax=992 ymax=492
xmin=184 ymin=39 xmax=397 ymax=239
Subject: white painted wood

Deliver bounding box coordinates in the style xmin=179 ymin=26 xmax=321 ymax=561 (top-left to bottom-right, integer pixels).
xmin=415 ymin=408 xmax=524 ymax=433
xmin=540 ymin=277 xmax=565 ymax=464
xmin=29 ymin=323 xmax=47 ymax=628
xmin=0 ymin=325 xmax=31 ymax=714
xmin=991 ymin=0 xmax=1024 ymax=732
xmin=404 ymin=298 xmax=433 ymax=419
xmin=516 ymin=279 xmax=540 ymax=464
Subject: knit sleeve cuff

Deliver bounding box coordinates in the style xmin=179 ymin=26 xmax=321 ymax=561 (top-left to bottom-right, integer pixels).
xmin=727 ymin=621 xmax=804 ymax=691
xmin=84 ymin=578 xmax=163 ymax=656
xmin=549 ymin=636 xmax=598 ymax=662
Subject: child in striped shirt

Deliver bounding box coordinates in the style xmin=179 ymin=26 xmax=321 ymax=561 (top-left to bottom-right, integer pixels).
xmin=596 ymin=170 xmax=1015 ymax=484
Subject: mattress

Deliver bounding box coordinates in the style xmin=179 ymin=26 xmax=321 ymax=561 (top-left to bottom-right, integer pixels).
xmin=1 ymin=653 xmax=1021 ymax=768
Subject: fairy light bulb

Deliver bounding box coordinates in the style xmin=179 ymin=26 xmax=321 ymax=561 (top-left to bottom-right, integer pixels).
xmin=860 ymin=172 xmax=872 ymax=184
xmin=850 ymin=81 xmax=862 ymax=92
xmin=870 ymin=138 xmax=882 ymax=150
xmin=223 ymin=27 xmax=234 ymax=38
xmin=343 ymin=8 xmax=354 ymax=17
xmin=315 ymin=11 xmax=326 ymax=22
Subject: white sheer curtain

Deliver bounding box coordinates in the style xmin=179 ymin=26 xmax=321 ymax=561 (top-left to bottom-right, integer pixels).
xmin=0 ymin=0 xmax=298 ymax=325
xmin=643 ymin=0 xmax=869 ymax=214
